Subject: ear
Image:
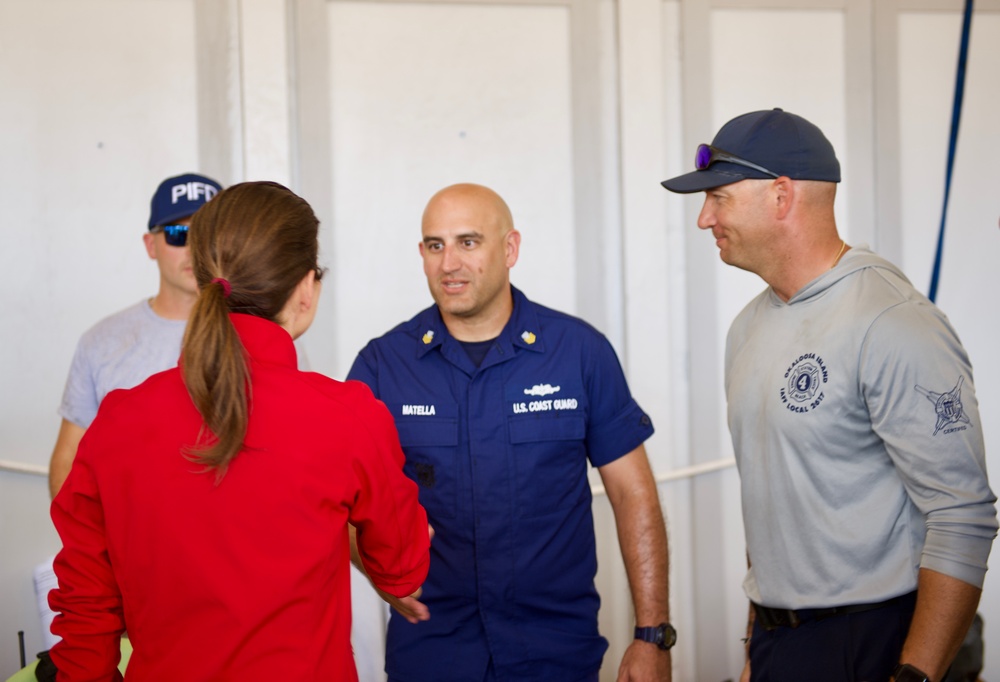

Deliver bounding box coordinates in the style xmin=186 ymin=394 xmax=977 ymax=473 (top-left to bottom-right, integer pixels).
xmin=278 ymin=269 xmax=321 ymax=339
xmin=418 ymin=241 xmax=425 ymax=258
xmin=773 ymin=177 xmax=795 ymax=220
xmin=505 ymin=230 xmax=521 ymax=269
xmin=296 ymin=269 xmax=317 ymax=313
xmin=143 ymin=232 xmax=157 ymax=260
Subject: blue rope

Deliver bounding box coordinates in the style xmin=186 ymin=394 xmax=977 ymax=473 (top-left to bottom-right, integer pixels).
xmin=928 ymin=0 xmax=974 ymax=303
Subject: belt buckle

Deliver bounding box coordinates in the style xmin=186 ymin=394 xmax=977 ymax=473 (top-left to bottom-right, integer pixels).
xmin=753 ymin=603 xmax=801 ymax=630
xmin=786 ymin=609 xmax=801 ymax=628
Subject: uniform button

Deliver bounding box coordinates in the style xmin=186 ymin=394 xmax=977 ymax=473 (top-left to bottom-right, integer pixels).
xmin=640 ymin=414 xmax=652 ymax=426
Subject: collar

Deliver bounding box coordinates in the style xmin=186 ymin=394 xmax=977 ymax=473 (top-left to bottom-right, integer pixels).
xmin=506 ymin=287 xmax=545 ymax=354
xmin=414 ymin=286 xmax=546 ymax=364
xmin=229 ymin=314 xmax=298 ymax=369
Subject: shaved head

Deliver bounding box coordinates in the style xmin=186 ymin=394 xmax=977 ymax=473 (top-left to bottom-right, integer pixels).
xmin=422 ymin=183 xmax=514 ymax=238
xmin=419 ymin=183 xmax=521 ymax=340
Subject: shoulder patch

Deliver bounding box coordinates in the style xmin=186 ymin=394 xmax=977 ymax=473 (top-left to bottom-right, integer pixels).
xmin=915 ymin=376 xmax=972 ymax=435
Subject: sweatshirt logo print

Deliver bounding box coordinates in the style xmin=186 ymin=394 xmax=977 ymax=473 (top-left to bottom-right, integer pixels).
xmin=779 ymin=353 xmax=829 ymax=414
xmin=915 ymin=376 xmax=971 ymax=435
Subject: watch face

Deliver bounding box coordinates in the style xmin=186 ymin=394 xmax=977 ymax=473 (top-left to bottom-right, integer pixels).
xmin=659 ymin=623 xmax=677 ymax=650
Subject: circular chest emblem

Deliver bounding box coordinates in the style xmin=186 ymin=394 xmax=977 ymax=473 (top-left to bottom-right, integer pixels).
xmin=787 ymin=362 xmax=821 ymax=402
xmin=780 ymin=353 xmax=830 ymax=414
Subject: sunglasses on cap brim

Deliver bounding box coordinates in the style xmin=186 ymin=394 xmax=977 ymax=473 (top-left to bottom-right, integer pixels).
xmin=695 ymin=144 xmax=779 ymax=179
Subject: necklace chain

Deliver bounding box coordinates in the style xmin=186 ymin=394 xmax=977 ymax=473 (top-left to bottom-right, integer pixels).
xmin=830 ymin=239 xmax=847 ymax=270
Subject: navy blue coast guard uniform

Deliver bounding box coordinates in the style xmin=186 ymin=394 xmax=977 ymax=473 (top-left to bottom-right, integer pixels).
xmin=347 ymin=287 xmax=654 ymax=682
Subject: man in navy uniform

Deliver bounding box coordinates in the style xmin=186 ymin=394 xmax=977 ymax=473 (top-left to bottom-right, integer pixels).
xmin=348 ymin=183 xmax=673 ymax=682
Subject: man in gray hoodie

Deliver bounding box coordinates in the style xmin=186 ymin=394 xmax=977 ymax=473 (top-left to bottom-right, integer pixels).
xmin=662 ymin=108 xmax=996 ymax=682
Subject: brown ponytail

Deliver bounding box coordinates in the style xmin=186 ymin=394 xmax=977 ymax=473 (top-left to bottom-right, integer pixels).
xmin=182 ymin=181 xmax=319 ymax=479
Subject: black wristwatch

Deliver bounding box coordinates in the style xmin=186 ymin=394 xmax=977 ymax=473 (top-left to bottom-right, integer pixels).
xmin=892 ymin=663 xmax=930 ymax=682
xmin=634 ymin=622 xmax=676 ymax=651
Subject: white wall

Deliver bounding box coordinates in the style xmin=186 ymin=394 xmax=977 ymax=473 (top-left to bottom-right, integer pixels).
xmin=324 ymin=0 xmax=577 ymax=378
xmin=896 ymin=8 xmax=1000 ymax=676
xmin=0 ymin=0 xmax=202 ymax=671
xmin=2 ymin=0 xmax=999 ymax=679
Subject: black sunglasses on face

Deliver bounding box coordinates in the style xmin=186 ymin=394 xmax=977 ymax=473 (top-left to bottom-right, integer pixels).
xmin=151 ymin=224 xmax=189 ymax=247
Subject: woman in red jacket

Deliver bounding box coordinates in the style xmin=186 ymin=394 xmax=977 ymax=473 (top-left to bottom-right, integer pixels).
xmin=49 ymin=181 xmax=430 ymax=681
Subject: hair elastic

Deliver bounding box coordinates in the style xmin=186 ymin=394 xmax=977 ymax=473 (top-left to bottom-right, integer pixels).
xmin=211 ymin=277 xmax=232 ymax=298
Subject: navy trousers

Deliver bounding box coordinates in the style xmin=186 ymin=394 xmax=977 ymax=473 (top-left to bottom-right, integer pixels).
xmin=482 ymin=660 xmax=599 ymax=682
xmin=391 ymin=660 xmax=599 ymax=682
xmin=750 ymin=592 xmax=917 ymax=682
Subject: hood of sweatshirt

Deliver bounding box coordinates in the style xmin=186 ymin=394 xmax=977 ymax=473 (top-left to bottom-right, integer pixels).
xmin=781 ymin=244 xmax=914 ymax=306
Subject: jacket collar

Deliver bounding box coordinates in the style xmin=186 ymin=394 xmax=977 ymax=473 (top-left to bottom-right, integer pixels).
xmin=414 ymin=286 xmax=545 ymax=369
xmin=229 ymin=313 xmax=298 ymax=369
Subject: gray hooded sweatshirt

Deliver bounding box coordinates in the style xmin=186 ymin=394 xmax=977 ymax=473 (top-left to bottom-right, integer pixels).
xmin=726 ymin=245 xmax=997 ymax=609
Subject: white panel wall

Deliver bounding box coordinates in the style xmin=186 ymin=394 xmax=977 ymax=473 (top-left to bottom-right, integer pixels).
xmin=617 ymin=0 xmax=696 ymax=674
xmin=0 ymin=0 xmax=200 ymax=672
xmin=325 ymin=1 xmax=576 ymax=379
xmin=241 ymin=0 xmax=295 ymax=186
xmin=898 ymin=10 xmax=1000 ymax=677
xmin=0 ymin=0 xmax=200 ymax=461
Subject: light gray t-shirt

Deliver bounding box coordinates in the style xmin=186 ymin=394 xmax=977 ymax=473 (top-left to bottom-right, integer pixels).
xmin=726 ymin=246 xmax=997 ymax=609
xmin=59 ymin=299 xmax=186 ymax=428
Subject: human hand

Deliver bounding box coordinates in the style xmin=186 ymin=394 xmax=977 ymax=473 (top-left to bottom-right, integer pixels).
xmin=375 ymin=523 xmax=436 ymax=624
xmin=616 ymin=640 xmax=671 ymax=681
xmin=376 ymin=586 xmax=429 ymax=624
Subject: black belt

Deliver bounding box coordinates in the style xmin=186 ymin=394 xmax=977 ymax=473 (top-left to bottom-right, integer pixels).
xmin=752 ymin=591 xmax=916 ymax=631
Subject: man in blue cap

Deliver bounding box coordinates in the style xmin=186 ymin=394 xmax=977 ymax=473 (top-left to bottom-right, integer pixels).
xmin=348 ymin=183 xmax=673 ymax=681
xmin=662 ymin=109 xmax=996 ymax=682
xmin=48 ymin=172 xmax=222 ymax=498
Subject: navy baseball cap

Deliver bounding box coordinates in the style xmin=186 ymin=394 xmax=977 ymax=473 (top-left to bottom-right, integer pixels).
xmin=148 ymin=173 xmax=223 ymax=229
xmin=661 ymin=108 xmax=841 ymax=194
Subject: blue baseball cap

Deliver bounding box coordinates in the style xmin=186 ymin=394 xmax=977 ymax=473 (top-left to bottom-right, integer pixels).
xmin=148 ymin=173 xmax=223 ymax=229
xmin=661 ymin=108 xmax=841 ymax=194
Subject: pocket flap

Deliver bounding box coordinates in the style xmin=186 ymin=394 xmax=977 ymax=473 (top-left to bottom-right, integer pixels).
xmin=509 ymin=416 xmax=585 ymax=444
xmin=396 ymin=419 xmax=459 ymax=447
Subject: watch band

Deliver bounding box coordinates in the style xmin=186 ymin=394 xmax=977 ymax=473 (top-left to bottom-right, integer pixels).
xmin=893 ymin=663 xmax=930 ymax=682
xmin=634 ymin=622 xmax=676 ymax=651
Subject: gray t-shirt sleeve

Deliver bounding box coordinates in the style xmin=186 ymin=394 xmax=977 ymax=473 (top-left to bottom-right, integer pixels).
xmin=58 ymin=338 xmax=102 ymax=428
xmin=58 ymin=300 xmax=186 ymax=429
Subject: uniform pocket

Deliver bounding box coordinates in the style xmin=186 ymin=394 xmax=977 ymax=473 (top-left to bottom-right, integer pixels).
xmin=508 ymin=415 xmax=588 ymax=517
xmin=396 ymin=418 xmax=459 ymax=519
xmin=509 ymin=415 xmax=586 ymax=444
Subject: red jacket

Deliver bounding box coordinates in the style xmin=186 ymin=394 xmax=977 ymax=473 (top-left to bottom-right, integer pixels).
xmin=50 ymin=314 xmax=429 ymax=681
